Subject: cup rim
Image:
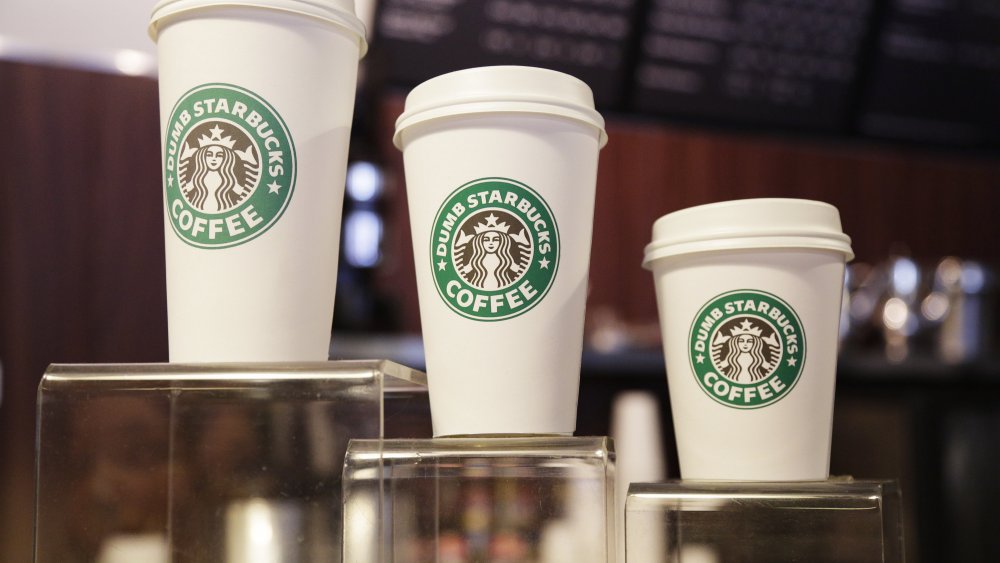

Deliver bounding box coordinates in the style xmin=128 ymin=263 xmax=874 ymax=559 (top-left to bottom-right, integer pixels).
xmin=642 ymin=198 xmax=855 ymax=268
xmin=149 ymin=0 xmax=368 ymax=57
xmin=393 ymin=66 xmax=608 ymax=149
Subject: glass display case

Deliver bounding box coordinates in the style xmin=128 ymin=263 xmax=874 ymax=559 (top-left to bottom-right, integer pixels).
xmin=35 ymin=361 xmax=907 ymax=563
xmin=34 ymin=361 xmax=430 ymax=563
xmin=342 ymin=436 xmax=616 ymax=563
xmin=626 ymin=479 xmax=903 ymax=563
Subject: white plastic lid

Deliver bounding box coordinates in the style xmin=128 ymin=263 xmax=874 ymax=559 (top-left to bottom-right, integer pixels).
xmin=642 ymin=198 xmax=854 ymax=268
xmin=149 ymin=0 xmax=368 ymax=57
xmin=393 ymin=65 xmax=608 ymax=149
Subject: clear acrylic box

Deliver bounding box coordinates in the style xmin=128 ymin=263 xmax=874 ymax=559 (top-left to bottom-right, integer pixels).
xmin=34 ymin=361 xmax=430 ymax=563
xmin=342 ymin=436 xmax=616 ymax=563
xmin=626 ymin=479 xmax=904 ymax=563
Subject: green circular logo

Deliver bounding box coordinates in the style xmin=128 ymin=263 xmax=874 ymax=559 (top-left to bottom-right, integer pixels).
xmin=430 ymin=177 xmax=559 ymax=321
xmin=689 ymin=290 xmax=806 ymax=409
xmin=163 ymin=83 xmax=296 ymax=248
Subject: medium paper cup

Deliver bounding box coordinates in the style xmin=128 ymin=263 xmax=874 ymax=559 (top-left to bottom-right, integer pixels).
xmin=642 ymin=199 xmax=853 ymax=480
xmin=395 ymin=66 xmax=607 ymax=436
xmin=150 ymin=0 xmax=366 ymax=361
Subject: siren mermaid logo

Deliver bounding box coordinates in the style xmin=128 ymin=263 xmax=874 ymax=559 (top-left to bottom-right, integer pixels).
xmin=431 ymin=177 xmax=559 ymax=321
xmin=689 ymin=290 xmax=806 ymax=408
xmin=163 ymin=83 xmax=296 ymax=248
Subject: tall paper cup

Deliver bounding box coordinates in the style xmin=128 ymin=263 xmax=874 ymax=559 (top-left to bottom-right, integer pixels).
xmin=395 ymin=66 xmax=607 ymax=436
xmin=643 ymin=199 xmax=853 ymax=480
xmin=150 ymin=0 xmax=366 ymax=361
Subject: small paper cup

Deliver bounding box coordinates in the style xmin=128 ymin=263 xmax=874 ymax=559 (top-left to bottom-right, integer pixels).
xmin=395 ymin=66 xmax=607 ymax=436
xmin=643 ymin=199 xmax=853 ymax=480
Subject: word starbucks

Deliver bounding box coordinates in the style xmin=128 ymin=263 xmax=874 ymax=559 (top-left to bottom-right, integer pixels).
xmin=163 ymin=83 xmax=296 ymax=248
xmin=431 ymin=178 xmax=560 ymax=321
xmin=689 ymin=290 xmax=806 ymax=408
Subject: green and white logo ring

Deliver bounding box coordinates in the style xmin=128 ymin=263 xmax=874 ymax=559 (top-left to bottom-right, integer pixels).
xmin=163 ymin=83 xmax=296 ymax=249
xmin=688 ymin=289 xmax=807 ymax=409
xmin=430 ymin=177 xmax=560 ymax=321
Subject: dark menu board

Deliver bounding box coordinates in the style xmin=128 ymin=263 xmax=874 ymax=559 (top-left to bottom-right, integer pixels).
xmin=859 ymin=0 xmax=1000 ymax=146
xmin=374 ymin=0 xmax=639 ymax=108
xmin=632 ymin=0 xmax=874 ymax=131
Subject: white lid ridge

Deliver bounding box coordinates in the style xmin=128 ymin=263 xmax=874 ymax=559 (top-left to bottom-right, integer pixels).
xmin=642 ymin=198 xmax=854 ymax=268
xmin=393 ymin=66 xmax=608 ymax=149
xmin=149 ymin=0 xmax=368 ymax=57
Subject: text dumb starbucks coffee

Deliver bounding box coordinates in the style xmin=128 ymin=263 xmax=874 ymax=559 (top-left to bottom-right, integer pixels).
xmin=434 ymin=188 xmax=549 ymax=316
xmin=688 ymin=290 xmax=807 ymax=408
xmin=163 ymin=84 xmax=296 ymax=248
xmin=431 ymin=178 xmax=560 ymax=321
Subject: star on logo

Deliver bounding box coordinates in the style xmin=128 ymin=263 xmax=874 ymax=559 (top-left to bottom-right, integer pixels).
xmin=787 ymin=357 xmax=797 ymax=367
xmin=168 ymin=176 xmax=174 ymax=186
xmin=268 ymin=181 xmax=282 ymax=194
xmin=695 ymin=354 xmax=705 ymax=364
xmin=208 ymin=124 xmax=226 ymax=139
xmin=473 ymin=213 xmax=511 ymax=235
xmin=539 ymin=257 xmax=550 ymax=269
xmin=437 ymin=260 xmax=446 ymax=271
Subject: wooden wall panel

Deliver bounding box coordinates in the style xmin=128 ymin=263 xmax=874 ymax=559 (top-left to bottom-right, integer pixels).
xmin=0 ymin=61 xmax=168 ymax=561
xmin=372 ymin=96 xmax=421 ymax=333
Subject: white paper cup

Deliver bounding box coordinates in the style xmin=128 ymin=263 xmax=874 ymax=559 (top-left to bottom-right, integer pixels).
xmin=395 ymin=66 xmax=607 ymax=436
xmin=643 ymin=199 xmax=853 ymax=480
xmin=150 ymin=0 xmax=366 ymax=361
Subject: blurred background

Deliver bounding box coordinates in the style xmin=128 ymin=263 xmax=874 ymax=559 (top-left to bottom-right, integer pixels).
xmin=2 ymin=0 xmax=999 ymax=561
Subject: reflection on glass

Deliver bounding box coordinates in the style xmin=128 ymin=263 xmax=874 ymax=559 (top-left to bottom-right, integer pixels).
xmin=225 ymin=499 xmax=303 ymax=563
xmin=96 ymin=534 xmax=169 ymax=563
